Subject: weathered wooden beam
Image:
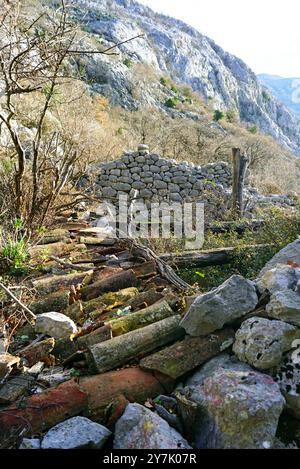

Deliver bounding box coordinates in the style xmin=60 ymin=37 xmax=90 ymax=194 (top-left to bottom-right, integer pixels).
xmin=207 ymin=219 xmax=264 ymax=235
xmin=127 ymin=288 xmax=164 ymax=311
xmin=81 ymin=270 xmax=138 ymax=301
xmin=32 ymin=270 xmax=93 ymax=295
xmin=29 ymin=290 xmax=70 ymax=314
xmin=139 ymin=328 xmax=235 ymax=379
xmin=18 ymin=338 xmax=55 ymax=367
xmin=80 ymin=367 xmax=174 ymax=422
xmin=232 ymin=147 xmax=249 ymax=217
xmin=87 ymin=315 xmax=184 ymax=373
xmin=108 ymin=300 xmax=175 ymax=336
xmin=160 ymin=244 xmax=273 ymax=268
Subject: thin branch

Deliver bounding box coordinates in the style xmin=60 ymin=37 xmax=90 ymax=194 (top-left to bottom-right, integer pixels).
xmin=49 ymin=255 xmax=96 ymax=271
xmin=0 ymin=282 xmax=36 ymax=320
xmin=67 ymin=34 xmax=144 ymax=55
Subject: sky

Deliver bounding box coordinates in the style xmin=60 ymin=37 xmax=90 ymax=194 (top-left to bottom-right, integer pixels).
xmin=137 ymin=0 xmax=300 ymax=78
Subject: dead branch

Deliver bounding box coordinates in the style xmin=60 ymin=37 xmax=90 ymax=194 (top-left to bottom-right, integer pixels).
xmin=0 ymin=282 xmax=36 ymax=320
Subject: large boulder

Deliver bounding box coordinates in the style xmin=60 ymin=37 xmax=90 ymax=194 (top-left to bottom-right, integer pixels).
xmin=35 ymin=312 xmax=78 ymax=339
xmin=184 ymin=353 xmax=253 ymax=388
xmin=113 ymin=403 xmax=191 ymax=449
xmin=180 ymin=275 xmax=258 ymax=336
xmin=41 ymin=416 xmax=111 ymax=449
xmin=275 ymin=351 xmax=300 ymax=419
xmin=258 ymin=239 xmax=300 ymax=278
xmin=256 ymin=264 xmax=300 ymax=294
xmin=176 ymin=369 xmax=285 ymax=449
xmin=233 ymin=317 xmax=300 ymax=370
xmin=266 ymin=290 xmax=300 ymax=326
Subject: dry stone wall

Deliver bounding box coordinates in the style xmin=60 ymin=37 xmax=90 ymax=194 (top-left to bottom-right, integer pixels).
xmin=89 ymin=145 xmax=232 ymax=208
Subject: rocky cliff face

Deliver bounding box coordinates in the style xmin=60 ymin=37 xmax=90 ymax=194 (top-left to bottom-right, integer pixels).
xmin=259 ymin=74 xmax=300 ymax=119
xmin=63 ymin=0 xmax=300 ymax=155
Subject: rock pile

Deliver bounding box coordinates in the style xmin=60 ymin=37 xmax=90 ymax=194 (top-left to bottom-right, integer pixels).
xmin=1 ymin=215 xmax=300 ymax=449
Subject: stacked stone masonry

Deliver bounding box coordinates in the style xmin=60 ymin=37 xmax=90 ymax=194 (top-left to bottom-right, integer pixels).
xmin=91 ymin=146 xmax=232 ymax=206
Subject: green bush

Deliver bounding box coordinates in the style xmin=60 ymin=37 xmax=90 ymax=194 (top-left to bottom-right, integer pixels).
xmin=262 ymin=90 xmax=271 ymax=102
xmin=123 ymin=58 xmax=133 ymax=68
xmin=170 ymin=84 xmax=178 ymax=94
xmin=213 ymin=110 xmax=225 ymax=122
xmin=249 ymin=125 xmax=258 ymax=134
xmin=164 ymin=97 xmax=179 ymax=109
xmin=160 ymin=77 xmax=168 ymax=86
xmin=226 ymin=109 xmax=237 ymax=123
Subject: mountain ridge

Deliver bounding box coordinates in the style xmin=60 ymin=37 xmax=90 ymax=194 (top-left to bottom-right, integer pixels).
xmin=48 ymin=0 xmax=300 ymax=155
xmin=258 ymin=73 xmax=300 ymax=119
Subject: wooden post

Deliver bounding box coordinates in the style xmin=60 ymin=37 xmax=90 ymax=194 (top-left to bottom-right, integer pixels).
xmin=232 ymin=148 xmax=249 ymax=218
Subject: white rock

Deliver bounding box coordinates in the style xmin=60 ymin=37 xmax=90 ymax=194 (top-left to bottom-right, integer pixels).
xmin=19 ymin=438 xmax=41 ymax=449
xmin=41 ymin=416 xmax=111 ymax=449
xmin=180 ymin=275 xmax=258 ymax=336
xmin=256 ymin=264 xmax=299 ymax=294
xmin=233 ymin=317 xmax=300 ymax=370
xmin=114 ymin=403 xmax=191 ymax=449
xmin=266 ymin=290 xmax=300 ymax=326
xmin=35 ymin=312 xmax=77 ymax=339
xmin=258 ymin=239 xmax=300 ymax=277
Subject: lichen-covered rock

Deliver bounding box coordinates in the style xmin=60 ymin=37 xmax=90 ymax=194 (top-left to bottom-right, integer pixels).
xmin=184 ymin=353 xmax=253 ymax=388
xmin=233 ymin=317 xmax=300 ymax=370
xmin=113 ymin=403 xmax=191 ymax=449
xmin=258 ymin=239 xmax=300 ymax=278
xmin=180 ymin=275 xmax=258 ymax=336
xmin=176 ymin=369 xmax=285 ymax=449
xmin=274 ymin=352 xmax=300 ymax=419
xmin=266 ymin=290 xmax=300 ymax=326
xmin=35 ymin=312 xmax=78 ymax=339
xmin=256 ymin=264 xmax=300 ymax=294
xmin=41 ymin=416 xmax=111 ymax=449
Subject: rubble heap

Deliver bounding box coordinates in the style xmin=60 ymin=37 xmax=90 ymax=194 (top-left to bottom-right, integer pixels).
xmin=1 ymin=214 xmax=300 ymax=449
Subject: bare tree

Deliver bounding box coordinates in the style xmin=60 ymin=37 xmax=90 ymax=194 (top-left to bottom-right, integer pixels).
xmin=0 ymin=0 xmax=142 ymax=230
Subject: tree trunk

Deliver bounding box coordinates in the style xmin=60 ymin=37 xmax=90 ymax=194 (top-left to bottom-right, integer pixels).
xmin=29 ymin=290 xmax=70 ymax=314
xmin=108 ymin=300 xmax=175 ymax=336
xmin=127 ymin=288 xmax=164 ymax=311
xmin=81 ymin=270 xmax=138 ymax=301
xmin=232 ymin=147 xmax=249 ymax=217
xmin=18 ymin=338 xmax=55 ymax=367
xmin=139 ymin=328 xmax=235 ymax=379
xmin=32 ymin=270 xmax=93 ymax=295
xmin=87 ymin=315 xmax=184 ymax=373
xmin=161 ymin=244 xmax=273 ymax=268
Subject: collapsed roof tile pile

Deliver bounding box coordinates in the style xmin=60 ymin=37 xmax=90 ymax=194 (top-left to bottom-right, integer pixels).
xmin=1 ymin=216 xmax=300 ymax=449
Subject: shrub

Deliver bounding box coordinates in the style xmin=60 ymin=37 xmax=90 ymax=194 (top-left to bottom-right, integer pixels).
xmin=123 ymin=58 xmax=133 ymax=68
xmin=262 ymin=90 xmax=271 ymax=102
xmin=213 ymin=110 xmax=225 ymax=122
xmin=249 ymin=125 xmax=258 ymax=134
xmin=160 ymin=77 xmax=168 ymax=86
xmin=164 ymin=98 xmax=179 ymax=108
xmin=226 ymin=109 xmax=237 ymax=123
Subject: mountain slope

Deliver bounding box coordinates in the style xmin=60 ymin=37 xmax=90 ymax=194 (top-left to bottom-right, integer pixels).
xmin=51 ymin=0 xmax=300 ymax=155
xmin=258 ymin=74 xmax=300 ymax=119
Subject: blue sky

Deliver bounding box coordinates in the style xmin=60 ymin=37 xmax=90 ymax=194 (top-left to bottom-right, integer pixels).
xmin=138 ymin=0 xmax=300 ymax=77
